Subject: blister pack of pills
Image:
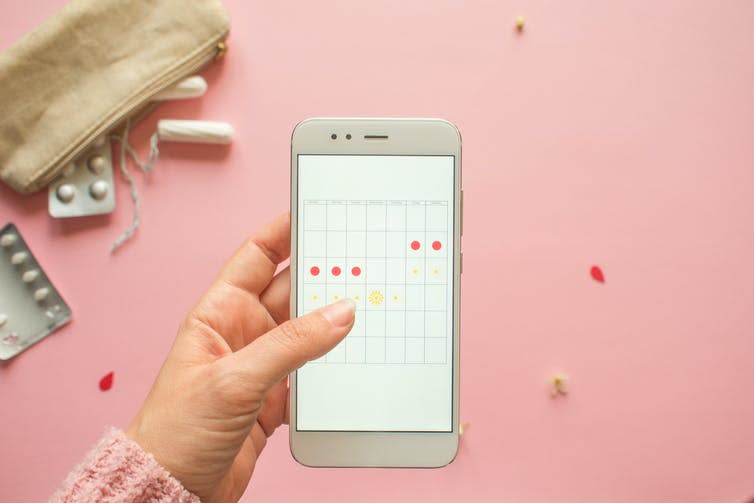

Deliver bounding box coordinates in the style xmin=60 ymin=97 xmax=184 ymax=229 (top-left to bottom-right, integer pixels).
xmin=48 ymin=138 xmax=115 ymax=218
xmin=0 ymin=223 xmax=72 ymax=360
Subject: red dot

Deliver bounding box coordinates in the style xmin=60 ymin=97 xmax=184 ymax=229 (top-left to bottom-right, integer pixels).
xmin=432 ymin=241 xmax=442 ymax=250
xmin=411 ymin=240 xmax=421 ymax=250
xmin=351 ymin=266 xmax=361 ymax=276
xmin=331 ymin=266 xmax=341 ymax=276
xmin=310 ymin=266 xmax=320 ymax=276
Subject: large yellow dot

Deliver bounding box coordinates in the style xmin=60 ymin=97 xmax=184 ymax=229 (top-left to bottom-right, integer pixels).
xmin=368 ymin=290 xmax=384 ymax=305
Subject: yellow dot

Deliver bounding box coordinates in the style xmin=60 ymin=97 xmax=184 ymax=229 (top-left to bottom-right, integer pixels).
xmin=332 ymin=294 xmax=340 ymax=301
xmin=515 ymin=16 xmax=525 ymax=31
xmin=392 ymin=295 xmax=400 ymax=302
xmin=368 ymin=290 xmax=384 ymax=305
xmin=312 ymin=294 xmax=319 ymax=301
xmin=432 ymin=268 xmax=440 ymax=276
xmin=353 ymin=295 xmax=361 ymax=302
xmin=411 ymin=267 xmax=419 ymax=276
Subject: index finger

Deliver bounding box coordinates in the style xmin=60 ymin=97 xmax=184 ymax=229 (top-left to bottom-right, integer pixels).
xmin=216 ymin=212 xmax=291 ymax=296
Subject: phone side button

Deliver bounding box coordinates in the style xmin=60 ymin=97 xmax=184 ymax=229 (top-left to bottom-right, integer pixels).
xmin=460 ymin=189 xmax=464 ymax=236
xmin=460 ymin=252 xmax=463 ymax=274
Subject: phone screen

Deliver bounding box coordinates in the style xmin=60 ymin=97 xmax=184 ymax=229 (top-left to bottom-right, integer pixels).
xmin=296 ymin=154 xmax=455 ymax=432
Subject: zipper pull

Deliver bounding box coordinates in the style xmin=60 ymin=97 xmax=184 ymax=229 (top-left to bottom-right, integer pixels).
xmin=215 ymin=40 xmax=228 ymax=59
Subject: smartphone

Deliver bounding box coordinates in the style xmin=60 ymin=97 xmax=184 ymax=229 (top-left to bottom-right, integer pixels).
xmin=290 ymin=118 xmax=462 ymax=467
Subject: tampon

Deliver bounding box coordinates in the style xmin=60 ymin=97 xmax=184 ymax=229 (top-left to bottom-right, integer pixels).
xmin=152 ymin=76 xmax=208 ymax=101
xmin=156 ymin=120 xmax=234 ymax=145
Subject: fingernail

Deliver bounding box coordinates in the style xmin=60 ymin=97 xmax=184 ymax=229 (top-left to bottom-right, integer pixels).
xmin=320 ymin=298 xmax=356 ymax=327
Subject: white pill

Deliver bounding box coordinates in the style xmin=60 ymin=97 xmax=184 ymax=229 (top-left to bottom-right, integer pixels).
xmin=56 ymin=184 xmax=76 ymax=203
xmin=87 ymin=155 xmax=106 ymax=174
xmin=0 ymin=314 xmax=7 ymax=327
xmin=34 ymin=287 xmax=50 ymax=301
xmin=1 ymin=233 xmax=17 ymax=247
xmin=157 ymin=120 xmax=234 ymax=145
xmin=22 ymin=269 xmax=40 ymax=283
xmin=11 ymin=251 xmax=28 ymax=265
xmin=152 ymin=76 xmax=208 ymax=101
xmin=61 ymin=162 xmax=76 ymax=178
xmin=89 ymin=180 xmax=109 ymax=200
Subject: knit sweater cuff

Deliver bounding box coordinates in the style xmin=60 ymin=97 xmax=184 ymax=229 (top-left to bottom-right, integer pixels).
xmin=50 ymin=427 xmax=200 ymax=503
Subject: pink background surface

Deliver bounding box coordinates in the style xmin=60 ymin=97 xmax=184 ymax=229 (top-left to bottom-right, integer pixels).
xmin=2 ymin=1 xmax=754 ymax=501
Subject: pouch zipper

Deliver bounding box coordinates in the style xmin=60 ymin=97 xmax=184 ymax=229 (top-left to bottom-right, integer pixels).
xmin=33 ymin=35 xmax=228 ymax=191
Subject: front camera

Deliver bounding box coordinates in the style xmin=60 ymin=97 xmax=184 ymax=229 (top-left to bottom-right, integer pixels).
xmin=331 ymin=133 xmax=337 ymax=140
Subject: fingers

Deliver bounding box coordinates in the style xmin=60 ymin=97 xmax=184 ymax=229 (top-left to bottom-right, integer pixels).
xmin=215 ymin=213 xmax=291 ymax=296
xmin=187 ymin=283 xmax=277 ymax=352
xmin=249 ymin=421 xmax=268 ymax=457
xmin=284 ymin=383 xmax=290 ymax=425
xmin=184 ymin=213 xmax=289 ymax=351
xmin=259 ymin=267 xmax=290 ymax=325
xmin=226 ymin=299 xmax=356 ymax=392
xmin=256 ymin=379 xmax=288 ymax=437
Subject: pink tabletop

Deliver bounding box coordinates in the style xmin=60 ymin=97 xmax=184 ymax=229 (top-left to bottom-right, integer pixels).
xmin=2 ymin=1 xmax=754 ymax=501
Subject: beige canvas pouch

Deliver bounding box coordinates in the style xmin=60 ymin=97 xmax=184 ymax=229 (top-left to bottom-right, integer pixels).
xmin=0 ymin=0 xmax=229 ymax=195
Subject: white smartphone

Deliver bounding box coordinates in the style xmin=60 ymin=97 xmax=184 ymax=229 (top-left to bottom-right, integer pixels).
xmin=290 ymin=118 xmax=462 ymax=467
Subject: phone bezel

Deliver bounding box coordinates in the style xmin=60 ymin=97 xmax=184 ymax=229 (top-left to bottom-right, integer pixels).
xmin=289 ymin=118 xmax=462 ymax=467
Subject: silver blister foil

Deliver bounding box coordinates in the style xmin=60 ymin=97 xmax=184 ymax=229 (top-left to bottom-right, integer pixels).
xmin=0 ymin=223 xmax=72 ymax=360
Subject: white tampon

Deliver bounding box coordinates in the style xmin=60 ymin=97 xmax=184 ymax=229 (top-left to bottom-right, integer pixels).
xmin=109 ymin=118 xmax=233 ymax=252
xmin=151 ymin=76 xmax=208 ymax=101
xmin=157 ymin=120 xmax=234 ymax=145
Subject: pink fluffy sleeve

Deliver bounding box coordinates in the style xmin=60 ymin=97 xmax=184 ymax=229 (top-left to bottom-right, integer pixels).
xmin=49 ymin=427 xmax=200 ymax=503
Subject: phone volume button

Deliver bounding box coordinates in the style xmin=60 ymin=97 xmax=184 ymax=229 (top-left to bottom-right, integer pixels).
xmin=460 ymin=251 xmax=463 ymax=274
xmin=460 ymin=189 xmax=464 ymax=236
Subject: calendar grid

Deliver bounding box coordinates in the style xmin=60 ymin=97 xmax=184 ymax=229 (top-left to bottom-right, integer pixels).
xmin=404 ymin=201 xmax=408 ymax=363
xmin=383 ymin=202 xmax=387 ymax=362
xmin=302 ymin=199 xmax=448 ymax=365
xmin=344 ymin=200 xmax=348 ymax=363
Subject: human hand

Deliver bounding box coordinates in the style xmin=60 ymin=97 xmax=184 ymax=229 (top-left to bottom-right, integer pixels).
xmin=126 ymin=213 xmax=355 ymax=502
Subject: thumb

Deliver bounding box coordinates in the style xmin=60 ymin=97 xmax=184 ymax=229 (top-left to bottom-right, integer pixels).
xmin=227 ymin=298 xmax=356 ymax=390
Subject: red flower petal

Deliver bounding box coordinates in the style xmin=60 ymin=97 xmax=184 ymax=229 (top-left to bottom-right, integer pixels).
xmin=99 ymin=371 xmax=114 ymax=391
xmin=590 ymin=265 xmax=605 ymax=283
